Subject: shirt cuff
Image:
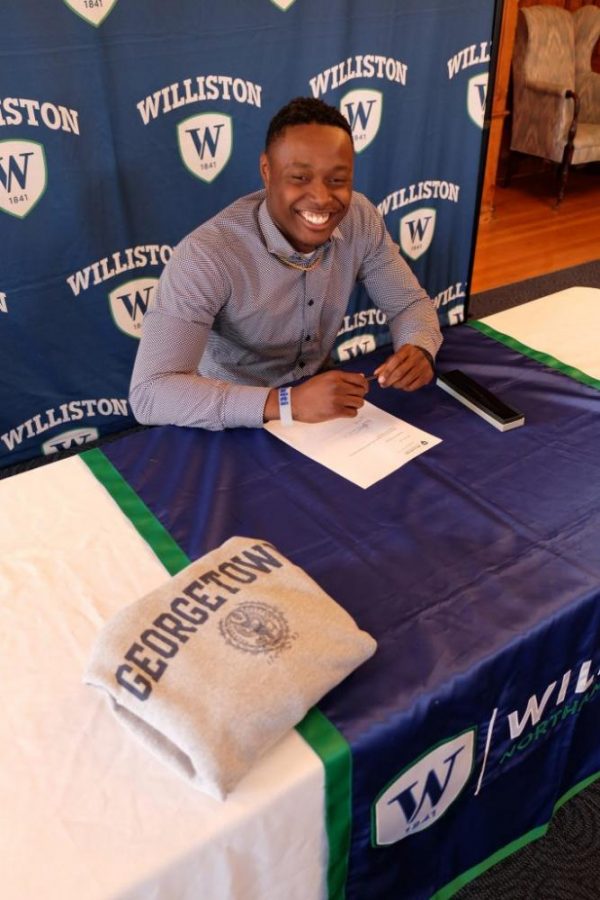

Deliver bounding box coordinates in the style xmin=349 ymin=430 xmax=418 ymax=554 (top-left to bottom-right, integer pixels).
xmin=221 ymin=383 xmax=272 ymax=429
xmin=389 ymin=324 xmax=442 ymax=362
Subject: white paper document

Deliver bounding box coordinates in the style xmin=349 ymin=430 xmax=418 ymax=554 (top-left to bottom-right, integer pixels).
xmin=264 ymin=400 xmax=441 ymax=489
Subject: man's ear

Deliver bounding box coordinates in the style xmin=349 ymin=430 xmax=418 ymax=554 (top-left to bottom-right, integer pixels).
xmin=259 ymin=152 xmax=270 ymax=188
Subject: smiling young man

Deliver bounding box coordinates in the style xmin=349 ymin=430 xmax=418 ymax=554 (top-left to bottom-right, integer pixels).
xmin=130 ymin=97 xmax=442 ymax=430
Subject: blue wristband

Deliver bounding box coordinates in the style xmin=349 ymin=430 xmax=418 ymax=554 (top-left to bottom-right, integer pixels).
xmin=278 ymin=387 xmax=293 ymax=427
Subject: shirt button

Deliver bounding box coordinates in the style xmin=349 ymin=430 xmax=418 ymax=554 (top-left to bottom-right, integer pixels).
xmin=299 ymin=360 xmax=305 ymax=368
xmin=305 ymin=335 xmax=311 ymax=341
xmin=308 ymin=299 xmax=314 ymax=306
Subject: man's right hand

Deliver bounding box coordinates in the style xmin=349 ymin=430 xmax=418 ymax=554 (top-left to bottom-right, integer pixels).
xmin=264 ymin=371 xmax=369 ymax=424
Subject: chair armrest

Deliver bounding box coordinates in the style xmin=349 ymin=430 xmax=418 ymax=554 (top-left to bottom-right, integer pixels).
xmin=511 ymin=82 xmax=579 ymax=160
xmin=525 ymin=80 xmax=572 ymax=98
xmin=564 ymin=90 xmax=580 ymax=148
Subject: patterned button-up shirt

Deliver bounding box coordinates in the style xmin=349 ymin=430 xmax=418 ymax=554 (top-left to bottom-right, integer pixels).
xmin=130 ymin=189 xmax=442 ymax=430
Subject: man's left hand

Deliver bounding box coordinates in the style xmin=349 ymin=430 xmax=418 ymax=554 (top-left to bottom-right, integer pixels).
xmin=373 ymin=344 xmax=434 ymax=391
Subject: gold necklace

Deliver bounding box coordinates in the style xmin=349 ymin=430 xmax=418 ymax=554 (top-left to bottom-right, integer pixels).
xmin=274 ymin=252 xmax=322 ymax=272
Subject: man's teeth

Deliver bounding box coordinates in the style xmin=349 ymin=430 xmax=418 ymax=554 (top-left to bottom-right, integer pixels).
xmin=300 ymin=211 xmax=330 ymax=225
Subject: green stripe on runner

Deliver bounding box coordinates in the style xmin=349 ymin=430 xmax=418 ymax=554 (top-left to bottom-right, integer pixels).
xmin=431 ymin=768 xmax=600 ymax=900
xmin=81 ymin=447 xmax=191 ymax=575
xmin=470 ymin=320 xmax=600 ymax=392
xmin=83 ymin=446 xmax=352 ymax=900
xmin=296 ymin=707 xmax=353 ymax=900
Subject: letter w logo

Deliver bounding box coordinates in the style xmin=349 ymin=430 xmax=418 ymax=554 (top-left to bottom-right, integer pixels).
xmin=400 ymin=207 xmax=436 ymax=260
xmin=344 ymin=99 xmax=376 ymax=132
xmin=116 ymin=284 xmax=153 ymax=323
xmin=178 ymin=113 xmax=233 ymax=183
xmin=42 ymin=427 xmax=99 ymax=455
xmin=0 ymin=151 xmax=34 ymax=192
xmin=468 ymin=73 xmax=489 ymax=129
xmin=109 ymin=277 xmax=158 ymax=339
xmin=373 ymin=729 xmax=475 ymax=845
xmin=186 ymin=123 xmax=224 ymax=161
xmin=391 ymin=746 xmax=464 ymax=824
xmin=340 ymin=89 xmax=382 ymax=154
xmin=406 ymin=215 xmax=433 ymax=245
xmin=0 ymin=140 xmax=47 ymax=219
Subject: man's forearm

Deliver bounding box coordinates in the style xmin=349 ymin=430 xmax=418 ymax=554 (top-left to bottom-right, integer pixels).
xmin=388 ymin=305 xmax=443 ymax=362
xmin=130 ymin=372 xmax=271 ymax=430
xmin=129 ymin=310 xmax=270 ymax=430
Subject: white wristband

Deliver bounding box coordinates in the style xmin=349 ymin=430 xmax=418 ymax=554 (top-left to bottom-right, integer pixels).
xmin=278 ymin=387 xmax=293 ymax=427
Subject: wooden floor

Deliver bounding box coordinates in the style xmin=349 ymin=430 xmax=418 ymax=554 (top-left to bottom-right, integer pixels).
xmin=471 ymin=165 xmax=600 ymax=294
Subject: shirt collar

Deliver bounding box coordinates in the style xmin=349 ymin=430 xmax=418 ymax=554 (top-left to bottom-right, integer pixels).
xmin=257 ymin=197 xmax=344 ymax=264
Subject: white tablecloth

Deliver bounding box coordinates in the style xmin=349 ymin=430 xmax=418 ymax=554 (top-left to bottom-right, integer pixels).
xmin=0 ymin=457 xmax=326 ymax=900
xmin=479 ymin=287 xmax=600 ymax=379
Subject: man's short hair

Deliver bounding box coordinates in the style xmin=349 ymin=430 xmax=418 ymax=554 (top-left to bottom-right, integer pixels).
xmin=265 ymin=97 xmax=353 ymax=150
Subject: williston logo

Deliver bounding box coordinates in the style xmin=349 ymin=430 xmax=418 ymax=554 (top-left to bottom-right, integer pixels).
xmin=467 ymin=73 xmax=488 ymax=129
xmin=63 ymin=0 xmax=119 ymax=27
xmin=336 ymin=333 xmax=377 ymax=362
xmin=341 ymin=89 xmax=382 ymax=153
xmin=399 ymin=207 xmax=436 ymax=260
xmin=373 ymin=729 xmax=475 ymax=845
xmin=0 ymin=140 xmax=47 ymax=218
xmin=42 ymin=427 xmax=99 ymax=455
xmin=109 ymin=277 xmax=158 ymax=338
xmin=177 ymin=113 xmax=233 ymax=183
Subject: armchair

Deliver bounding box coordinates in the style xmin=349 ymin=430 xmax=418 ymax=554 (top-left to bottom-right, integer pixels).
xmin=510 ymin=5 xmax=600 ymax=205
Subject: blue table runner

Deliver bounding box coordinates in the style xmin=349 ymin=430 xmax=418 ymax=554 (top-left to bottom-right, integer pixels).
xmin=91 ymin=324 xmax=600 ymax=899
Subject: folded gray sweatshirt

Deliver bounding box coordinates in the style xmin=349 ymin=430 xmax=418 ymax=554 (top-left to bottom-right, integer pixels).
xmin=85 ymin=536 xmax=376 ymax=799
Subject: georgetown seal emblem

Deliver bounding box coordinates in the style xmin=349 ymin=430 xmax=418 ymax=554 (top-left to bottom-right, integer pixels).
xmin=220 ymin=602 xmax=294 ymax=657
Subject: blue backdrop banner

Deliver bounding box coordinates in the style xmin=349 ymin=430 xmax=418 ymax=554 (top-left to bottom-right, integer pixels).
xmin=1 ymin=0 xmax=496 ymax=467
